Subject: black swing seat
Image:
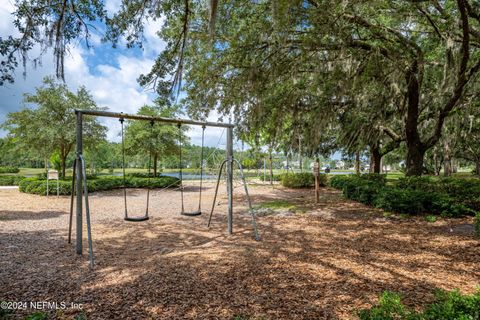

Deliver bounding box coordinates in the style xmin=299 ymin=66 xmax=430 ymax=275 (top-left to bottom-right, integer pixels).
xmin=124 ymin=216 xmax=150 ymax=222
xmin=181 ymin=210 xmax=202 ymax=217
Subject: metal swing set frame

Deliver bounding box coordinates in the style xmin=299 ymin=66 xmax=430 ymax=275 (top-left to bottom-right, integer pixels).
xmin=68 ymin=109 xmax=259 ymax=268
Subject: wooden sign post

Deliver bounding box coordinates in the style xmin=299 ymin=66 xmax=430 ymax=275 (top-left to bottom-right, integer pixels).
xmin=47 ymin=169 xmax=59 ymax=197
xmin=313 ymin=160 xmax=320 ymax=203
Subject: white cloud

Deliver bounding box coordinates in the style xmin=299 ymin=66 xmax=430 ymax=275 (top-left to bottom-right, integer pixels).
xmin=0 ymin=0 xmax=233 ymax=148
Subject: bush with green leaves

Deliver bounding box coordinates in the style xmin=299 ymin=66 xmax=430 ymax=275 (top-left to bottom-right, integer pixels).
xmin=0 ymin=175 xmax=24 ymax=186
xmin=340 ymin=175 xmax=386 ymax=206
xmin=329 ymin=175 xmax=352 ymax=189
xmin=359 ymin=173 xmax=387 ymax=185
xmin=19 ymin=175 xmax=180 ymax=195
xmin=259 ymin=173 xmax=282 ymax=182
xmin=396 ymin=176 xmax=480 ymax=213
xmin=374 ymin=187 xmax=428 ymax=215
xmin=0 ymin=166 xmax=20 ymax=173
xmin=126 ymin=172 xmax=163 ymax=178
xmin=358 ymin=289 xmax=480 ymax=320
xmin=281 ymin=172 xmax=326 ymax=188
xmin=329 ymin=174 xmax=479 ymax=217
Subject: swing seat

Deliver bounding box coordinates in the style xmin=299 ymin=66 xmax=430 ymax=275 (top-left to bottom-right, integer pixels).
xmin=181 ymin=210 xmax=202 ymax=217
xmin=124 ymin=216 xmax=150 ymax=222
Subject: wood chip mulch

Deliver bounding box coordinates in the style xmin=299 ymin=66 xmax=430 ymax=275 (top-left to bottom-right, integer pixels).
xmin=0 ymin=183 xmax=478 ymax=319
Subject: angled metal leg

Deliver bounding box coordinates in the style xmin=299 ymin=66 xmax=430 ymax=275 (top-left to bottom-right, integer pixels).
xmin=207 ymin=159 xmax=228 ymax=228
xmin=80 ymin=155 xmax=94 ymax=269
xmin=68 ymin=159 xmax=76 ymax=244
xmin=233 ymin=159 xmax=261 ymax=241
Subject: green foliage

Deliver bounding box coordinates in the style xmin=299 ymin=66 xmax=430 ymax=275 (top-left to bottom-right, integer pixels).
xmin=359 ymin=173 xmax=387 ymax=184
xmin=280 ymin=172 xmax=325 ymax=188
xmin=329 ymin=174 xmax=480 ymax=217
xmin=0 ymin=302 xmax=13 ymax=318
xmin=126 ymin=172 xmax=163 ymax=178
xmin=19 ymin=175 xmax=180 ymax=196
xmin=423 ymin=289 xmax=480 ymax=320
xmin=0 ymin=175 xmax=24 ymax=186
xmin=425 ymin=215 xmax=437 ymax=223
xmin=49 ymin=152 xmax=62 ymax=172
xmin=24 ymin=312 xmax=47 ymax=320
xmin=0 ymin=166 xmax=20 ymax=173
xmin=358 ymin=289 xmax=480 ymax=320
xmin=123 ymin=104 xmax=184 ymax=175
xmin=259 ymin=174 xmax=282 ymax=182
xmin=374 ymin=188 xmax=428 ymax=215
xmin=329 ymin=175 xmax=352 ymax=190
xmin=358 ymin=291 xmax=417 ymax=320
xmin=342 ymin=176 xmax=385 ymax=206
xmin=1 ymin=77 xmax=107 ymax=178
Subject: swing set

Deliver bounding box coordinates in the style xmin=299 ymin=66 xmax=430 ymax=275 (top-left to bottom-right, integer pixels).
xmin=68 ymin=109 xmax=260 ymax=268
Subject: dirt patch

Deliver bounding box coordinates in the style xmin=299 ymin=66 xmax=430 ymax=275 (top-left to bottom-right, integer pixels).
xmin=0 ymin=183 xmax=478 ymax=319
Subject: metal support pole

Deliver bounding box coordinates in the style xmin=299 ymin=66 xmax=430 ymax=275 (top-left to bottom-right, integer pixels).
xmin=75 ymin=111 xmax=83 ymax=255
xmin=226 ymin=127 xmax=234 ymax=234
xmin=68 ymin=159 xmax=76 ymax=244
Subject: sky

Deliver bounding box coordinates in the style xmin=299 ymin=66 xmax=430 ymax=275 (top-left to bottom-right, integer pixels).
xmin=0 ymin=0 xmax=226 ymax=148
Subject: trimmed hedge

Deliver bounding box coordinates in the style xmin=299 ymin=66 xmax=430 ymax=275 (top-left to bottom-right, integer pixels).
xmin=0 ymin=175 xmax=24 ymax=186
xmin=259 ymin=174 xmax=282 ymax=182
xmin=358 ymin=289 xmax=480 ymax=320
xmin=281 ymin=172 xmax=327 ymax=188
xmin=19 ymin=175 xmax=180 ymax=196
xmin=0 ymin=166 xmax=20 ymax=173
xmin=126 ymin=172 xmax=163 ymax=178
xmin=329 ymin=174 xmax=480 ymax=217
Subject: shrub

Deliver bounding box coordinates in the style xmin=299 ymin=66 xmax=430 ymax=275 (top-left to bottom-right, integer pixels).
xmin=259 ymin=174 xmax=282 ymax=182
xmin=343 ymin=177 xmax=384 ymax=206
xmin=359 ymin=173 xmax=387 ymax=185
xmin=329 ymin=174 xmax=479 ymax=218
xmin=422 ymin=289 xmax=480 ymax=320
xmin=0 ymin=166 xmax=20 ymax=173
xmin=0 ymin=175 xmax=24 ymax=186
xmin=19 ymin=175 xmax=180 ymax=196
xmin=358 ymin=289 xmax=480 ymax=320
xmin=396 ymin=176 xmax=435 ymax=191
xmin=126 ymin=172 xmax=163 ymax=178
xmin=280 ymin=172 xmax=325 ymax=188
xmin=357 ymin=291 xmax=417 ymax=320
xmin=374 ymin=188 xmax=426 ymax=214
xmin=329 ymin=175 xmax=352 ymax=189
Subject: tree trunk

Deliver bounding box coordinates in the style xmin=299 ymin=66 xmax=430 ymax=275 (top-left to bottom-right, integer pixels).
xmin=444 ymin=140 xmax=451 ymax=176
xmin=476 ymin=160 xmax=480 ymax=176
xmin=268 ymin=152 xmax=273 ymax=186
xmin=355 ymin=151 xmax=360 ymax=174
xmin=433 ymin=151 xmax=440 ymax=176
xmin=61 ymin=155 xmax=66 ymax=179
xmin=404 ymin=63 xmax=425 ymax=176
xmin=370 ymin=145 xmax=381 ymax=174
xmin=153 ymin=153 xmax=158 ymax=177
xmin=406 ymin=144 xmax=426 ymax=176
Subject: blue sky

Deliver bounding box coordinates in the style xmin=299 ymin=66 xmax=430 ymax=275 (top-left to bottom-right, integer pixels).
xmin=0 ymin=0 xmax=341 ymax=159
xmin=0 ymin=0 xmax=226 ymax=148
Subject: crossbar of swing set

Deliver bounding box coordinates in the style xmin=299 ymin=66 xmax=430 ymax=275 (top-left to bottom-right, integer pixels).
xmin=75 ymin=109 xmax=235 ymax=128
